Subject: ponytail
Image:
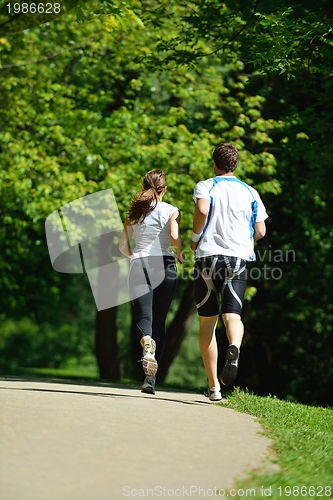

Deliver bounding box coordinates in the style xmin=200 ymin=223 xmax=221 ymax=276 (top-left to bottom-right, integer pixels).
xmin=127 ymin=170 xmax=166 ymax=225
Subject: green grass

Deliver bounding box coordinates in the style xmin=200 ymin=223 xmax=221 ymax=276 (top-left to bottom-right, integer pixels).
xmin=2 ymin=366 xmax=203 ymax=391
xmin=224 ymin=388 xmax=333 ymax=499
xmin=1 ymin=365 xmax=100 ymax=383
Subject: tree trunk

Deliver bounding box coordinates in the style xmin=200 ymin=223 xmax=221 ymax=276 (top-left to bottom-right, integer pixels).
xmin=130 ymin=302 xmax=145 ymax=381
xmin=157 ymin=280 xmax=196 ymax=383
xmin=95 ymin=306 xmax=120 ymax=380
xmin=94 ymin=233 xmax=121 ymax=380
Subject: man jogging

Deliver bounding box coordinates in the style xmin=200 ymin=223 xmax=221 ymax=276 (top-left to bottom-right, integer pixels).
xmin=191 ymin=143 xmax=268 ymax=401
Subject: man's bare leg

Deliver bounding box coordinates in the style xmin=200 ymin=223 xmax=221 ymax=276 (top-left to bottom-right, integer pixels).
xmin=199 ymin=315 xmax=219 ymax=388
xmin=220 ymin=312 xmax=244 ymax=386
xmin=222 ymin=313 xmax=244 ymax=348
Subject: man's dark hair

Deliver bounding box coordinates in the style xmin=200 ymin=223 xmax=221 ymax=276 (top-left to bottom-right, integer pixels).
xmin=213 ymin=143 xmax=238 ymax=173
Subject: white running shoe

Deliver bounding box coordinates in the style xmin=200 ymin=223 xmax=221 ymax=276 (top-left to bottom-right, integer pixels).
xmin=141 ymin=337 xmax=158 ymax=377
xmin=204 ymin=384 xmax=222 ymax=401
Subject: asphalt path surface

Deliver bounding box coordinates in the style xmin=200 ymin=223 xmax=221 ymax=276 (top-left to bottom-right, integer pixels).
xmin=0 ymin=377 xmax=274 ymax=500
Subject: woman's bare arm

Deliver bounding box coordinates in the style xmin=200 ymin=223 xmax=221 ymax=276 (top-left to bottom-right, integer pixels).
xmin=119 ymin=218 xmax=133 ymax=257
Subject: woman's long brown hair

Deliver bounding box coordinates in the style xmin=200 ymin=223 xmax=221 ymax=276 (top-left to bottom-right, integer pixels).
xmin=127 ymin=169 xmax=166 ymax=225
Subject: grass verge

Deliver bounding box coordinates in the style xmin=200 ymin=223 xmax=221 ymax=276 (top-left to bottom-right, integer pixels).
xmin=1 ymin=366 xmax=100 ymax=381
xmin=224 ymin=388 xmax=333 ymax=499
xmin=1 ymin=366 xmax=204 ymax=391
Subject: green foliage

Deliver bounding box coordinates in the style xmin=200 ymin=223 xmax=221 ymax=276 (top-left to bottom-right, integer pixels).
xmin=0 ymin=0 xmax=144 ymax=34
xmin=138 ymin=0 xmax=333 ymax=80
xmin=0 ymin=315 xmax=94 ymax=371
xmin=1 ymin=0 xmax=332 ymax=406
xmin=156 ymin=0 xmax=333 ymax=406
xmin=164 ymin=314 xmax=206 ymax=389
xmin=0 ymin=12 xmax=280 ymax=315
xmin=250 ymin=3 xmax=333 ymax=78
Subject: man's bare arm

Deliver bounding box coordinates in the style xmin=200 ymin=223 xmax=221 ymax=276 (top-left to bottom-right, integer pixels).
xmin=191 ymin=198 xmax=210 ymax=251
xmin=254 ymin=221 xmax=266 ymax=241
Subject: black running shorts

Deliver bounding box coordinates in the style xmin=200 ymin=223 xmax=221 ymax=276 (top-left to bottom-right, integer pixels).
xmin=194 ymin=255 xmax=247 ymax=317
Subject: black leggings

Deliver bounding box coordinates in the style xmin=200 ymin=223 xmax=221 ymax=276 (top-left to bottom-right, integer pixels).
xmin=128 ymin=256 xmax=177 ymax=362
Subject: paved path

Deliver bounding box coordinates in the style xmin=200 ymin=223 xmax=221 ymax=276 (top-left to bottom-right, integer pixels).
xmin=0 ymin=377 xmax=273 ymax=500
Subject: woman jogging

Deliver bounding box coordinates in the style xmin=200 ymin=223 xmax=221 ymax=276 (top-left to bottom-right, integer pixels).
xmin=119 ymin=169 xmax=184 ymax=395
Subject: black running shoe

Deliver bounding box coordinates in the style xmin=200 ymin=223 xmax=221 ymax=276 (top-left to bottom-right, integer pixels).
xmin=220 ymin=344 xmax=239 ymax=386
xmin=141 ymin=376 xmax=156 ymax=395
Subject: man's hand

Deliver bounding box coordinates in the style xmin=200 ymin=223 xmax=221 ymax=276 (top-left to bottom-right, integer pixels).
xmin=190 ymin=241 xmax=199 ymax=251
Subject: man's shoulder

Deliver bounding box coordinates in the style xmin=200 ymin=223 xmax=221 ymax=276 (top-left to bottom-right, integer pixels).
xmin=198 ymin=177 xmax=215 ymax=184
xmin=194 ymin=178 xmax=214 ymax=190
xmin=216 ymin=177 xmax=258 ymax=198
xmin=237 ymin=181 xmax=259 ymax=199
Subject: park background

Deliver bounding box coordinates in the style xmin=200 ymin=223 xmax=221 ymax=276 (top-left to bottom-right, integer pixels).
xmin=0 ymin=0 xmax=332 ymax=407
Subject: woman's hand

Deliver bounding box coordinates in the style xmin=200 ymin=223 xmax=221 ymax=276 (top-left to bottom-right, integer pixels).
xmin=177 ymin=252 xmax=185 ymax=265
